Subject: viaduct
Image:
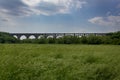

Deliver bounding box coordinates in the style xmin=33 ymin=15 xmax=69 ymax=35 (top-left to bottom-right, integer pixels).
xmin=10 ymin=33 xmax=107 ymax=39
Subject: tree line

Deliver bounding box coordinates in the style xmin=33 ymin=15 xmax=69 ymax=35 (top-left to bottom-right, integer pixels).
xmin=0 ymin=31 xmax=120 ymax=45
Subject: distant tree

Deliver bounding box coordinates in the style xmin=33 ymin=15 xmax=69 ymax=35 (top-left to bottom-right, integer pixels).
xmin=48 ymin=37 xmax=56 ymax=44
xmin=80 ymin=36 xmax=88 ymax=44
xmin=0 ymin=32 xmax=19 ymax=43
xmin=38 ymin=37 xmax=48 ymax=44
xmin=107 ymin=31 xmax=120 ymax=39
xmin=87 ymin=35 xmax=102 ymax=44
xmin=101 ymin=36 xmax=112 ymax=44
xmin=63 ymin=36 xmax=73 ymax=44
xmin=106 ymin=31 xmax=120 ymax=45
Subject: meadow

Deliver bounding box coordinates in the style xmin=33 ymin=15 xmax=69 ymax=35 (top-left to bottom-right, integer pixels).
xmin=0 ymin=44 xmax=120 ymax=80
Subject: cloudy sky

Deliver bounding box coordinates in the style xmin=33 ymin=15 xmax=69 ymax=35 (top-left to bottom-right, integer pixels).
xmin=0 ymin=0 xmax=120 ymax=33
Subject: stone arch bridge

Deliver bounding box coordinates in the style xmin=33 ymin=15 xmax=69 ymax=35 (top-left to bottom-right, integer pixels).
xmin=10 ymin=33 xmax=107 ymax=39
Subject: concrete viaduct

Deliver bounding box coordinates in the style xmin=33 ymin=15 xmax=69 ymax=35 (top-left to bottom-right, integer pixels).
xmin=10 ymin=33 xmax=107 ymax=39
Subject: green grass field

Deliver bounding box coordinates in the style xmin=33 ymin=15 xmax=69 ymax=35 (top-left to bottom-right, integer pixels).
xmin=0 ymin=44 xmax=120 ymax=80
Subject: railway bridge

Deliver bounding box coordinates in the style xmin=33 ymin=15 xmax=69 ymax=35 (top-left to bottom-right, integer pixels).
xmin=10 ymin=33 xmax=107 ymax=39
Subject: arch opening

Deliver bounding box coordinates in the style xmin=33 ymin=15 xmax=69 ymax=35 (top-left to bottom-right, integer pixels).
xmin=38 ymin=35 xmax=44 ymax=39
xmin=56 ymin=35 xmax=63 ymax=38
xmin=29 ymin=35 xmax=36 ymax=39
xmin=20 ymin=35 xmax=27 ymax=40
xmin=47 ymin=35 xmax=54 ymax=38
xmin=13 ymin=35 xmax=18 ymax=39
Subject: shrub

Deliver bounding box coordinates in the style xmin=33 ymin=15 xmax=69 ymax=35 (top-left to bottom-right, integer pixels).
xmin=56 ymin=37 xmax=64 ymax=44
xmin=63 ymin=36 xmax=73 ymax=44
xmin=38 ymin=37 xmax=48 ymax=44
xmin=47 ymin=38 xmax=56 ymax=44
xmin=101 ymin=36 xmax=112 ymax=44
xmin=0 ymin=32 xmax=19 ymax=43
xmin=87 ymin=35 xmax=102 ymax=44
xmin=80 ymin=36 xmax=88 ymax=44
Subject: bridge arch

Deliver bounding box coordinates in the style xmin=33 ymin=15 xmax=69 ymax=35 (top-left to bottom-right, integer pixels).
xmin=56 ymin=35 xmax=63 ymax=38
xmin=13 ymin=35 xmax=18 ymax=39
xmin=47 ymin=35 xmax=54 ymax=38
xmin=29 ymin=35 xmax=36 ymax=39
xmin=20 ymin=35 xmax=27 ymax=40
xmin=38 ymin=35 xmax=44 ymax=39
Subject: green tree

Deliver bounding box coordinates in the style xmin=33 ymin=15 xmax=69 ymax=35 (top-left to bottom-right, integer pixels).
xmin=0 ymin=32 xmax=19 ymax=43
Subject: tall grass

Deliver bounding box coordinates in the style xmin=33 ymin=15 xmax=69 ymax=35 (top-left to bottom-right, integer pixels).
xmin=0 ymin=44 xmax=120 ymax=80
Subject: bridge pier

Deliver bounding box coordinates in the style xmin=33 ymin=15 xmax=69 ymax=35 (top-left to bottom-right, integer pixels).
xmin=26 ymin=35 xmax=29 ymax=39
xmin=43 ymin=34 xmax=48 ymax=39
xmin=34 ymin=35 xmax=39 ymax=39
xmin=17 ymin=35 xmax=21 ymax=40
xmin=53 ymin=34 xmax=57 ymax=39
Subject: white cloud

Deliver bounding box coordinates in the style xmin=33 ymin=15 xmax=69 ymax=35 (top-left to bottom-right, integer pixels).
xmin=22 ymin=0 xmax=86 ymax=15
xmin=88 ymin=16 xmax=120 ymax=26
xmin=21 ymin=0 xmax=41 ymax=6
xmin=0 ymin=0 xmax=86 ymax=27
xmin=0 ymin=0 xmax=86 ymax=17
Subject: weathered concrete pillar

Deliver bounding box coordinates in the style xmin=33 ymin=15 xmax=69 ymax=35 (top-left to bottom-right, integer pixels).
xmin=53 ymin=34 xmax=57 ymax=39
xmin=44 ymin=34 xmax=47 ymax=38
xmin=15 ymin=35 xmax=21 ymax=40
xmin=17 ymin=36 xmax=21 ymax=40
xmin=63 ymin=33 xmax=65 ymax=37
xmin=74 ymin=33 xmax=76 ymax=37
xmin=34 ymin=35 xmax=38 ymax=39
xmin=26 ymin=35 xmax=29 ymax=39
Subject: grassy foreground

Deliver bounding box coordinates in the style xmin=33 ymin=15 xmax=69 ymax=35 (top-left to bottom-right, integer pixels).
xmin=0 ymin=44 xmax=120 ymax=80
